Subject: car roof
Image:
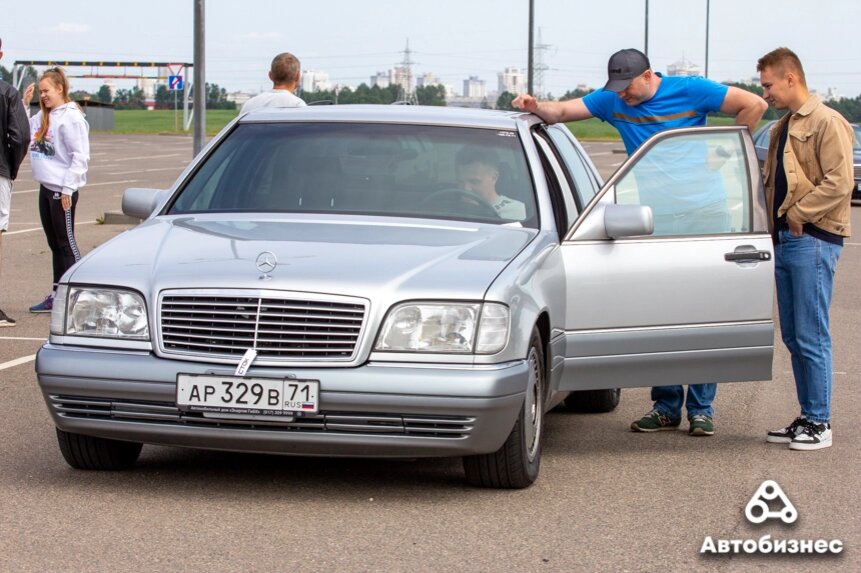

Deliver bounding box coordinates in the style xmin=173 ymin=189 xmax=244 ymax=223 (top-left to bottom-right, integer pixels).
xmin=238 ymin=104 xmax=534 ymax=130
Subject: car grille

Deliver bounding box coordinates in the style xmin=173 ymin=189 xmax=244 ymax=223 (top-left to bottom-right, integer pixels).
xmin=855 ymin=164 xmax=861 ymax=179
xmin=159 ymin=293 xmax=366 ymax=362
xmin=48 ymin=395 xmax=475 ymax=439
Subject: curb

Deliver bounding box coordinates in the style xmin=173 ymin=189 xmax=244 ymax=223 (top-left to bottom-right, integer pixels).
xmin=102 ymin=211 xmax=142 ymax=225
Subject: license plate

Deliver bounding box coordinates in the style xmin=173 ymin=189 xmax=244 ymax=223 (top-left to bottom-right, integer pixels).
xmin=176 ymin=374 xmax=319 ymax=416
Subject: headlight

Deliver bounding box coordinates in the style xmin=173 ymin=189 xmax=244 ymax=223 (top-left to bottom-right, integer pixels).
xmin=375 ymin=302 xmax=509 ymax=354
xmin=53 ymin=286 xmax=149 ymax=339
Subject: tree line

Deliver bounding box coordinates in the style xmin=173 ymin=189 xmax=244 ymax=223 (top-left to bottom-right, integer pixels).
xmin=0 ymin=65 xmax=235 ymax=110
xmin=76 ymin=82 xmax=236 ymax=110
xmin=4 ymin=63 xmax=860 ymax=122
xmin=303 ymin=83 xmax=447 ymax=106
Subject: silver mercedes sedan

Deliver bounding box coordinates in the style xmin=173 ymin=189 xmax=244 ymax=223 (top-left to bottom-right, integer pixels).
xmin=35 ymin=105 xmax=775 ymax=488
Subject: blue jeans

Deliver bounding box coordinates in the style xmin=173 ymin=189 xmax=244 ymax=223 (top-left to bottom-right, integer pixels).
xmin=775 ymin=228 xmax=841 ymax=424
xmin=652 ymin=384 xmax=716 ymax=419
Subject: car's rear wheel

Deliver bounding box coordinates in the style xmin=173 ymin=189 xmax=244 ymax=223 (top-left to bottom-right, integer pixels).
xmin=564 ymin=388 xmax=621 ymax=413
xmin=463 ymin=327 xmax=544 ymax=489
xmin=56 ymin=428 xmax=142 ymax=470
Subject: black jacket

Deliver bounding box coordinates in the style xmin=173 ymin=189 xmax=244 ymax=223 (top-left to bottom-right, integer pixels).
xmin=1 ymin=80 xmax=30 ymax=181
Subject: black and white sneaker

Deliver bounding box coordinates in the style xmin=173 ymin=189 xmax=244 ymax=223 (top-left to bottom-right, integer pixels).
xmin=789 ymin=421 xmax=832 ymax=451
xmin=766 ymin=416 xmax=806 ymax=443
xmin=0 ymin=308 xmax=16 ymax=328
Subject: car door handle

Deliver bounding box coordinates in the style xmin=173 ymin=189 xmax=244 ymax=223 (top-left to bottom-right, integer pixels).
xmin=724 ymin=250 xmax=771 ymax=262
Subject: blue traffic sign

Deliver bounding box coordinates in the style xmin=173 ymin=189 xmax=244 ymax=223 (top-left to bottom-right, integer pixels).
xmin=168 ymin=75 xmax=184 ymax=91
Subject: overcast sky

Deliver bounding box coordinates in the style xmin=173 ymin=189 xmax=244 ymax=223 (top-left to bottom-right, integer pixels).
xmin=3 ymin=0 xmax=860 ymax=98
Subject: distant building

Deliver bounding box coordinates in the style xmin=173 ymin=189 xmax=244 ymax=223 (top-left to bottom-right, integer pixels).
xmin=667 ymin=58 xmax=702 ymax=77
xmin=807 ymin=87 xmax=843 ymax=102
xmin=822 ymin=87 xmax=843 ymax=101
xmin=301 ymin=70 xmax=331 ymax=93
xmin=498 ymin=67 xmax=526 ymax=95
xmin=447 ymin=95 xmax=488 ymax=109
xmin=370 ymin=71 xmax=390 ymax=89
xmin=391 ymin=66 xmax=413 ymax=92
xmin=226 ymin=91 xmax=254 ymax=107
xmin=463 ymin=76 xmax=486 ymax=98
xmin=102 ymin=79 xmax=117 ymax=99
xmin=136 ymin=78 xmax=156 ymax=110
xmin=416 ymin=72 xmax=441 ymax=88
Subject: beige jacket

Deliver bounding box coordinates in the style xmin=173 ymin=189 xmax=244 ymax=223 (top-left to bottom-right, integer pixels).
xmin=763 ymin=95 xmax=854 ymax=237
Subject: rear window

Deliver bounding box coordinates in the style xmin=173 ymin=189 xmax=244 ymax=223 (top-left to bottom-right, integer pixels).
xmin=169 ymin=122 xmax=537 ymax=227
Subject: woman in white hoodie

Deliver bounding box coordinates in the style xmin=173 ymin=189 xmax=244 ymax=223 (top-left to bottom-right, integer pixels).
xmin=22 ymin=67 xmax=89 ymax=313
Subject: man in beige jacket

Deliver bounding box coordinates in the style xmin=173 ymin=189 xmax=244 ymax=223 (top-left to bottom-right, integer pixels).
xmin=758 ymin=47 xmax=854 ymax=451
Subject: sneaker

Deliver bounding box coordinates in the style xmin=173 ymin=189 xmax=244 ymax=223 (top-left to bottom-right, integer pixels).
xmin=789 ymin=421 xmax=832 ymax=451
xmin=689 ymin=414 xmax=714 ymax=436
xmin=29 ymin=294 xmax=54 ymax=313
xmin=766 ymin=416 xmax=807 ymax=443
xmin=0 ymin=308 xmax=16 ymax=327
xmin=631 ymin=409 xmax=681 ymax=432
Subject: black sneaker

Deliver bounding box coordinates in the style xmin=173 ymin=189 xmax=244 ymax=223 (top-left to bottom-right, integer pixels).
xmin=0 ymin=308 xmax=16 ymax=327
xmin=766 ymin=417 xmax=806 ymax=443
xmin=789 ymin=421 xmax=832 ymax=451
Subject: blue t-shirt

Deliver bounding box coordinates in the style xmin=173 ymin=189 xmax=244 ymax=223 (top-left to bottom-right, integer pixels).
xmin=583 ymin=75 xmax=728 ymax=154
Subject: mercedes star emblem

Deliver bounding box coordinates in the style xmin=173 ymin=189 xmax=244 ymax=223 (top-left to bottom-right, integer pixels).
xmin=256 ymin=251 xmax=278 ymax=280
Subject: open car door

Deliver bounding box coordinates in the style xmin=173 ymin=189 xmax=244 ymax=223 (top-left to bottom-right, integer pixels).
xmin=557 ymin=126 xmax=774 ymax=391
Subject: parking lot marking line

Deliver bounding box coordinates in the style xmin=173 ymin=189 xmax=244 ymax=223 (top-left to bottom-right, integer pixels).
xmin=0 ymin=336 xmax=47 ymax=341
xmin=12 ymin=179 xmax=140 ymax=195
xmin=0 ymin=354 xmax=36 ymax=372
xmin=111 ymin=153 xmax=183 ymax=162
xmin=107 ymin=167 xmax=185 ymax=175
xmin=5 ymin=220 xmax=97 ymax=236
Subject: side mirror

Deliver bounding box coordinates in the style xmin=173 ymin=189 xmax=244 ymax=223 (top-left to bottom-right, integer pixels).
xmin=604 ymin=204 xmax=653 ymax=239
xmin=122 ymin=188 xmax=167 ymax=220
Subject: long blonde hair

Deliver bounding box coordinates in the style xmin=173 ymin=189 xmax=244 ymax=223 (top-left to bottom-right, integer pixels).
xmin=35 ymin=67 xmax=73 ymax=142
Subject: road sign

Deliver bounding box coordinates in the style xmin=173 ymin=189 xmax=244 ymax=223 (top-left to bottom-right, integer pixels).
xmin=169 ymin=75 xmax=184 ymax=91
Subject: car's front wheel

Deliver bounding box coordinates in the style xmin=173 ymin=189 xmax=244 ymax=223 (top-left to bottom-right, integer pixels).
xmin=56 ymin=428 xmax=142 ymax=470
xmin=463 ymin=327 xmax=544 ymax=489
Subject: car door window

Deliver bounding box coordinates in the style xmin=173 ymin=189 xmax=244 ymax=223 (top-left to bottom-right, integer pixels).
xmin=533 ymin=134 xmax=577 ymax=236
xmin=543 ymin=126 xmax=600 ymax=208
xmin=614 ymin=131 xmax=752 ymax=236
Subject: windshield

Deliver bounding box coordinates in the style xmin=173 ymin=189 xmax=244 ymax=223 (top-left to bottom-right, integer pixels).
xmin=169 ymin=122 xmax=537 ymax=227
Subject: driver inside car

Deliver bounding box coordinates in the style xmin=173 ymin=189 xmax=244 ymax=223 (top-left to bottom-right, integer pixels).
xmin=455 ymin=147 xmax=526 ymax=220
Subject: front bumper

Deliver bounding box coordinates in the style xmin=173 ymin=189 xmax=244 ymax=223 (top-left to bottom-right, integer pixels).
xmin=35 ymin=344 xmax=528 ymax=458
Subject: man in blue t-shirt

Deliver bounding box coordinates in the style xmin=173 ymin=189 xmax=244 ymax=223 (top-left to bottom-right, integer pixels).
xmin=513 ymin=48 xmax=767 ymax=438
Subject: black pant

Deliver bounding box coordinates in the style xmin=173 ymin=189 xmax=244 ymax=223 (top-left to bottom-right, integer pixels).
xmin=38 ymin=185 xmax=80 ymax=287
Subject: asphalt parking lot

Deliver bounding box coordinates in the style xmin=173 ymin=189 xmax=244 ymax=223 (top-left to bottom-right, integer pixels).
xmin=0 ymin=134 xmax=858 ymax=572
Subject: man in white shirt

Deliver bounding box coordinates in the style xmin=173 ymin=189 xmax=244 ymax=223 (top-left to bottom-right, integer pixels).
xmin=240 ymin=52 xmax=306 ymax=113
xmin=455 ymin=148 xmax=526 ymax=220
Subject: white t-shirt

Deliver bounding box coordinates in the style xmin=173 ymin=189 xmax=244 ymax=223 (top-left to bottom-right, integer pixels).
xmin=240 ymin=90 xmax=306 ymax=114
xmin=493 ymin=194 xmax=526 ymax=220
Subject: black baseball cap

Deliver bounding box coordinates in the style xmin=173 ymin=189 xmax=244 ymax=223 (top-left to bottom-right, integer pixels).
xmin=603 ymin=49 xmax=651 ymax=92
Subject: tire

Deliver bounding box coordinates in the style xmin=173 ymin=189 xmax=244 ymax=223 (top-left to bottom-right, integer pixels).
xmin=463 ymin=327 xmax=545 ymax=489
xmin=564 ymin=388 xmax=621 ymax=413
xmin=56 ymin=428 xmax=142 ymax=470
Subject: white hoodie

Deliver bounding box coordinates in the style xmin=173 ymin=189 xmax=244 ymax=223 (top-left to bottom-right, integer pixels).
xmin=29 ymin=102 xmax=90 ymax=195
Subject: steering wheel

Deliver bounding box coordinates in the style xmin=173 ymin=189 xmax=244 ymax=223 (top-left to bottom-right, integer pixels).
xmin=421 ymin=188 xmax=500 ymax=220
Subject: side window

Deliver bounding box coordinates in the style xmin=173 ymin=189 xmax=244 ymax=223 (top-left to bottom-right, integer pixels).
xmin=615 ymin=131 xmax=751 ymax=237
xmin=534 ymin=134 xmax=577 ymax=236
xmin=544 ymin=126 xmax=600 ymax=208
